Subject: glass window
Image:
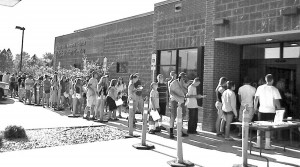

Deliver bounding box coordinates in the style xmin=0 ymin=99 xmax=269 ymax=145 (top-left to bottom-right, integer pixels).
xmin=178 ymin=49 xmax=198 ymax=80
xmin=284 ymin=42 xmax=300 ymax=58
xmin=159 ymin=66 xmax=176 ymax=80
xmin=160 ymin=50 xmax=176 ymax=65
xmin=243 ymin=43 xmax=280 ymax=59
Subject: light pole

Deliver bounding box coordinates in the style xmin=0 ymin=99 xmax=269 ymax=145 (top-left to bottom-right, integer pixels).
xmin=15 ymin=26 xmax=25 ymax=72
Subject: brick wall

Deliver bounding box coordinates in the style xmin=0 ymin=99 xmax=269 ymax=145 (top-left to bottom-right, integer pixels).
xmin=54 ymin=13 xmax=154 ymax=94
xmin=215 ymin=0 xmax=300 ymax=38
xmin=153 ymin=0 xmax=206 ymax=51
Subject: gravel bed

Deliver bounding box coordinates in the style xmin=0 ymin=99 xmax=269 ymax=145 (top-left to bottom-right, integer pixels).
xmin=0 ymin=126 xmax=128 ymax=153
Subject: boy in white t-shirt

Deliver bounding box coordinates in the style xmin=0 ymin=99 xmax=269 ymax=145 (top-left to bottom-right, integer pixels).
xmin=186 ymin=77 xmax=206 ymax=134
xmin=254 ymin=74 xmax=282 ymax=149
xmin=237 ymin=77 xmax=256 ymax=137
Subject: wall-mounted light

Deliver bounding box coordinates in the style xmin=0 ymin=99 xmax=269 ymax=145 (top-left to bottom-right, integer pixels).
xmin=266 ymin=38 xmax=273 ymax=42
xmin=175 ymin=3 xmax=182 ymax=12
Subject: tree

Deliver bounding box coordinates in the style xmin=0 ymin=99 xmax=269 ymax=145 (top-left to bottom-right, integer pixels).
xmin=13 ymin=52 xmax=31 ymax=71
xmin=0 ymin=49 xmax=14 ymax=72
xmin=42 ymin=52 xmax=54 ymax=67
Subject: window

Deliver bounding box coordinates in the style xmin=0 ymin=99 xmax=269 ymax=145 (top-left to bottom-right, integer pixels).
xmin=158 ymin=50 xmax=177 ymax=80
xmin=243 ymin=43 xmax=280 ymax=59
xmin=284 ymin=42 xmax=300 ymax=58
xmin=178 ymin=49 xmax=198 ymax=80
xmin=116 ymin=62 xmax=128 ymax=73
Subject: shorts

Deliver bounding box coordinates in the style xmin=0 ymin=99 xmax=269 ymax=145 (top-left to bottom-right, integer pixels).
xmin=159 ymin=102 xmax=166 ymax=115
xmin=215 ymin=101 xmax=225 ymax=120
xmin=239 ymin=105 xmax=254 ymax=122
xmin=107 ymin=96 xmax=117 ymax=111
xmin=170 ymin=100 xmax=186 ymax=118
xmin=25 ymin=90 xmax=32 ymax=98
xmin=87 ymin=95 xmax=96 ymax=107
xmin=258 ymin=112 xmax=275 ymax=121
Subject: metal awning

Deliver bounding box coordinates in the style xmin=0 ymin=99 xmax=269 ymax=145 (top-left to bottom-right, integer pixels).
xmin=215 ymin=30 xmax=300 ymax=45
xmin=0 ymin=0 xmax=21 ymax=7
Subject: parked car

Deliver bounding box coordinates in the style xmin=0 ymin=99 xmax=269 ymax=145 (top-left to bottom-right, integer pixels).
xmin=0 ymin=81 xmax=9 ymax=101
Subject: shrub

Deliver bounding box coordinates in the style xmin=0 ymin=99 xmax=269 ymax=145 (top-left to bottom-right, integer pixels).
xmin=0 ymin=135 xmax=3 ymax=147
xmin=4 ymin=125 xmax=27 ymax=140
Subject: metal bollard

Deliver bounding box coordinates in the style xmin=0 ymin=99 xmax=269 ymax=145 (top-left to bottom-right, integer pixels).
xmin=96 ymin=93 xmax=108 ymax=122
xmin=68 ymin=95 xmax=80 ymax=117
xmin=242 ymin=105 xmax=250 ymax=166
xmin=168 ymin=102 xmax=194 ymax=167
xmin=133 ymin=97 xmax=155 ymax=149
xmin=125 ymin=99 xmax=140 ymax=138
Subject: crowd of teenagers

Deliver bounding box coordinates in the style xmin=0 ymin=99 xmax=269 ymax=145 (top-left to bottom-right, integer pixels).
xmin=215 ymin=74 xmax=292 ymax=150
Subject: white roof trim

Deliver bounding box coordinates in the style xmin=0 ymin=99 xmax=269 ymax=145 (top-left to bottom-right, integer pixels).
xmin=74 ymin=11 xmax=154 ymax=33
xmin=155 ymin=0 xmax=181 ymax=7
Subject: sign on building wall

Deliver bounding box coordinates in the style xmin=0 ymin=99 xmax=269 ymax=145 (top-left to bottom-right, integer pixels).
xmin=151 ymin=54 xmax=156 ymax=70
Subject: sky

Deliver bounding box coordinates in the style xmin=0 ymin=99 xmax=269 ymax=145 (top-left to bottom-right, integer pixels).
xmin=0 ymin=0 xmax=163 ymax=58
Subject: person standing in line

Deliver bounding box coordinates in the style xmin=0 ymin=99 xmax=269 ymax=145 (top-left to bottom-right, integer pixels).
xmin=186 ymin=77 xmax=206 ymax=134
xmin=84 ymin=71 xmax=98 ymax=120
xmin=169 ymin=72 xmax=189 ymax=139
xmin=168 ymin=71 xmax=177 ymax=88
xmin=94 ymin=75 xmax=109 ymax=119
xmin=18 ymin=74 xmax=26 ymax=102
xmin=116 ymin=77 xmax=127 ymax=118
xmin=59 ymin=76 xmax=67 ymax=109
xmin=148 ymin=82 xmax=160 ymax=134
xmin=157 ymin=74 xmax=168 ymax=130
xmin=9 ymin=73 xmax=16 ymax=98
xmin=2 ymin=72 xmax=9 ymax=84
xmin=215 ymin=77 xmax=227 ymax=136
xmin=221 ymin=81 xmax=238 ymax=140
xmin=237 ymin=77 xmax=256 ymax=137
xmin=128 ymin=74 xmax=138 ymax=126
xmin=134 ymin=73 xmax=144 ymax=114
xmin=254 ymin=74 xmax=282 ymax=150
xmin=24 ymin=75 xmax=34 ymax=105
xmin=51 ymin=74 xmax=59 ymax=109
xmin=106 ymin=79 xmax=119 ymax=121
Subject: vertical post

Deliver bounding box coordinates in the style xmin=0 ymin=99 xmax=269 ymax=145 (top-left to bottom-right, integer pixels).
xmin=242 ymin=105 xmax=249 ymax=166
xmin=176 ymin=102 xmax=184 ymax=163
xmin=132 ymin=97 xmax=155 ymax=150
xmin=167 ymin=102 xmax=194 ymax=167
xmin=128 ymin=99 xmax=134 ymax=136
xmin=141 ymin=98 xmax=149 ymax=145
xmin=20 ymin=29 xmax=24 ymax=72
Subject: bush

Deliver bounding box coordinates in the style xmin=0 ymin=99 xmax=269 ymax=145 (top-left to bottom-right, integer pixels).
xmin=4 ymin=125 xmax=27 ymax=140
xmin=0 ymin=135 xmax=3 ymax=147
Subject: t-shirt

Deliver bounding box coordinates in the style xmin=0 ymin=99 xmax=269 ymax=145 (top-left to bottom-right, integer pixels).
xmin=157 ymin=82 xmax=168 ymax=103
xmin=25 ymin=78 xmax=34 ymax=90
xmin=255 ymin=84 xmax=281 ymax=113
xmin=169 ymin=79 xmax=185 ymax=103
xmin=221 ymin=89 xmax=237 ymax=113
xmin=60 ymin=80 xmax=67 ymax=93
xmin=186 ymin=85 xmax=198 ymax=108
xmin=238 ymin=84 xmax=256 ymax=107
xmin=87 ymin=78 xmax=98 ymax=96
xmin=150 ymin=89 xmax=159 ymax=109
xmin=43 ymin=80 xmax=51 ymax=91
xmin=134 ymin=79 xmax=142 ymax=96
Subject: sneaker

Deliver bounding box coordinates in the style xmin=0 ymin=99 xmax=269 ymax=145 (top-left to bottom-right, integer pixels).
xmin=182 ymin=132 xmax=189 ymax=137
xmin=154 ymin=127 xmax=161 ymax=133
xmin=148 ymin=129 xmax=155 ymax=134
xmin=160 ymin=126 xmax=166 ymax=130
xmin=253 ymin=144 xmax=261 ymax=148
xmin=225 ymin=138 xmax=234 ymax=141
xmin=216 ymin=133 xmax=224 ymax=137
xmin=264 ymin=145 xmax=275 ymax=150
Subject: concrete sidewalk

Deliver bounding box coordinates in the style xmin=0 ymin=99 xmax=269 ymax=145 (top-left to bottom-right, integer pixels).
xmin=0 ymin=133 xmax=299 ymax=167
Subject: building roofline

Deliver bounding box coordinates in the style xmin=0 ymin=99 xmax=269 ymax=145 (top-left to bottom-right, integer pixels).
xmin=74 ymin=11 xmax=154 ymax=33
xmin=154 ymin=0 xmax=181 ymax=7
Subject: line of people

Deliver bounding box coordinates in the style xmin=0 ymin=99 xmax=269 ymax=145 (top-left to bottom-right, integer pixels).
xmin=215 ymin=74 xmax=282 ymax=149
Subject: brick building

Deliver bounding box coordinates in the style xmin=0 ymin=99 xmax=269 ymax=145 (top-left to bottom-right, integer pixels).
xmin=55 ymin=0 xmax=300 ymax=131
